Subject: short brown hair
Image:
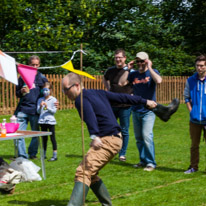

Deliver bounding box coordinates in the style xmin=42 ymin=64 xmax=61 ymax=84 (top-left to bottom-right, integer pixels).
xmin=44 ymin=82 xmax=52 ymax=90
xmin=114 ymin=48 xmax=126 ymax=57
xmin=195 ymin=55 xmax=206 ymax=64
xmin=28 ymin=55 xmax=41 ymax=64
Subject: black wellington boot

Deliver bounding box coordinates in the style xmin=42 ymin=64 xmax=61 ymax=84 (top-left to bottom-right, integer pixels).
xmin=90 ymin=179 xmax=112 ymax=206
xmin=151 ymin=98 xmax=180 ymax=122
xmin=67 ymin=182 xmax=89 ymax=206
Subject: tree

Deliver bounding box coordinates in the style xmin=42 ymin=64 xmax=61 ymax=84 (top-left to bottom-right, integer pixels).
xmin=0 ymin=0 xmax=197 ymax=76
xmin=180 ymin=0 xmax=206 ymax=54
xmin=0 ymin=0 xmax=104 ymax=74
xmin=83 ymin=0 xmax=193 ymax=75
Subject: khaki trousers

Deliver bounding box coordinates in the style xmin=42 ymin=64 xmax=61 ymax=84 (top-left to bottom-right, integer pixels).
xmin=75 ymin=135 xmax=122 ymax=186
xmin=189 ymin=122 xmax=206 ymax=170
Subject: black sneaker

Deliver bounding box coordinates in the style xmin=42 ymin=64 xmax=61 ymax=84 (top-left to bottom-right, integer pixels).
xmin=29 ymin=156 xmax=37 ymax=160
xmin=133 ymin=162 xmax=145 ymax=168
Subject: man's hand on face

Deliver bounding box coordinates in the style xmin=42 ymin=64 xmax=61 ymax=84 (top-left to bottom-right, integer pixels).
xmin=128 ymin=60 xmax=135 ymax=69
xmin=90 ymin=137 xmax=103 ymax=150
xmin=145 ymin=59 xmax=152 ymax=68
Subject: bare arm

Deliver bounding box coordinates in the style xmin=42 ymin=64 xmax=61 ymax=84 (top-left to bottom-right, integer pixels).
xmin=118 ymin=70 xmax=130 ymax=86
xmin=118 ymin=60 xmax=136 ymax=86
xmin=146 ymin=59 xmax=162 ymax=84
xmin=103 ymin=77 xmax=110 ymax=91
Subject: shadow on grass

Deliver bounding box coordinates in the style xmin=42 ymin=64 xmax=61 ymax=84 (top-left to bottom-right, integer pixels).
xmin=8 ymin=199 xmax=67 ymax=206
xmin=0 ymin=155 xmax=15 ymax=160
xmin=155 ymin=166 xmax=185 ymax=172
xmin=8 ymin=199 xmax=96 ymax=206
xmin=110 ymin=159 xmax=186 ymax=173
xmin=65 ymin=154 xmax=82 ymax=158
xmin=109 ymin=159 xmax=134 ymax=167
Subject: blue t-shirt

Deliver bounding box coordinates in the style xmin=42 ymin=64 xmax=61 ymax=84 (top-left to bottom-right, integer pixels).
xmin=128 ymin=69 xmax=160 ymax=112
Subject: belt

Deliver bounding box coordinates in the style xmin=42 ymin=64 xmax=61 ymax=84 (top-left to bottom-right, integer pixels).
xmin=101 ymin=133 xmax=122 ymax=139
xmin=114 ymin=133 xmax=122 ymax=139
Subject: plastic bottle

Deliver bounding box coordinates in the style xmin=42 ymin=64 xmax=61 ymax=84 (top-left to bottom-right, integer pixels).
xmin=1 ymin=119 xmax=7 ymax=137
xmin=22 ymin=83 xmax=30 ymax=96
xmin=10 ymin=115 xmax=17 ymax=123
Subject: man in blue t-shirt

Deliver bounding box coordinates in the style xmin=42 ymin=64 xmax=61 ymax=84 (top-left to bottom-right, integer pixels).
xmin=119 ymin=51 xmax=162 ymax=172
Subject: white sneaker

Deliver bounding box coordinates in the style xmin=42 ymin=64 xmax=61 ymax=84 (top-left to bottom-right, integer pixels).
xmin=144 ymin=166 xmax=155 ymax=172
xmin=119 ymin=156 xmax=126 ymax=162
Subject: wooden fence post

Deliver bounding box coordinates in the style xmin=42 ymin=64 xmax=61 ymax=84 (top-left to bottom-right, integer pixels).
xmin=0 ymin=75 xmax=188 ymax=115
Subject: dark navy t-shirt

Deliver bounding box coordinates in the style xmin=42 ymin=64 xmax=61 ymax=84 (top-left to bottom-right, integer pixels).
xmin=104 ymin=66 xmax=133 ymax=107
xmin=75 ymin=89 xmax=147 ymax=137
xmin=128 ymin=69 xmax=160 ymax=113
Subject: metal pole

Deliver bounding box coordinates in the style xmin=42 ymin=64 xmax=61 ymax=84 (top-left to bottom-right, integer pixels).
xmin=80 ymin=43 xmax=86 ymax=205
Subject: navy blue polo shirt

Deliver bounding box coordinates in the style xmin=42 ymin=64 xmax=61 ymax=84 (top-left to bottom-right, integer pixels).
xmin=75 ymin=89 xmax=147 ymax=137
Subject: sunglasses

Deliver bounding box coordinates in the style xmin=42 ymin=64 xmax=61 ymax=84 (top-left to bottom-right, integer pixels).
xmin=62 ymin=84 xmax=75 ymax=93
xmin=136 ymin=60 xmax=145 ymax=63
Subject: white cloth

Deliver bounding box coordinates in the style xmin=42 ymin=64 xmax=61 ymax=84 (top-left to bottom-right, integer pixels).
xmin=10 ymin=157 xmax=42 ymax=182
xmin=0 ymin=162 xmax=22 ymax=191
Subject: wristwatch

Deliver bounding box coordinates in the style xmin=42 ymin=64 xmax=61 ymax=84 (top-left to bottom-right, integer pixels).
xmin=90 ymin=135 xmax=97 ymax=140
xmin=123 ymin=65 xmax=129 ymax=71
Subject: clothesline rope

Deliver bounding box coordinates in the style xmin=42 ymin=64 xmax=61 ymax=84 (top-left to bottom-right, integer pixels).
xmin=5 ymin=51 xmax=68 ymax=54
xmin=39 ymin=49 xmax=87 ymax=69
xmin=13 ymin=49 xmax=87 ymax=69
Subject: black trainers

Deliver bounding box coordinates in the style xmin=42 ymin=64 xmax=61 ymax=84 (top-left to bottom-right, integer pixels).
xmin=29 ymin=156 xmax=38 ymax=160
xmin=133 ymin=162 xmax=145 ymax=168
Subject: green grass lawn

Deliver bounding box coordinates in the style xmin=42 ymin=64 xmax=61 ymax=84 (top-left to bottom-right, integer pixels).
xmin=1 ymin=104 xmax=206 ymax=206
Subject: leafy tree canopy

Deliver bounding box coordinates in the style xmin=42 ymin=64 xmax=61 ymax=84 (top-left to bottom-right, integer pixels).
xmin=0 ymin=0 xmax=203 ymax=76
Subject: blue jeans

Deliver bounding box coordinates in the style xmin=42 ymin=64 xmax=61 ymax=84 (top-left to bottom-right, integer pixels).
xmin=112 ymin=107 xmax=131 ymax=157
xmin=132 ymin=110 xmax=156 ymax=168
xmin=15 ymin=112 xmax=39 ymax=158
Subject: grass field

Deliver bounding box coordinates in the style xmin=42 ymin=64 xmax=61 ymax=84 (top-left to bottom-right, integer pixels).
xmin=1 ymin=104 xmax=206 ymax=206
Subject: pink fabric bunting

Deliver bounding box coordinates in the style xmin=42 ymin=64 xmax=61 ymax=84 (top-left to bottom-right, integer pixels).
xmin=17 ymin=64 xmax=37 ymax=89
